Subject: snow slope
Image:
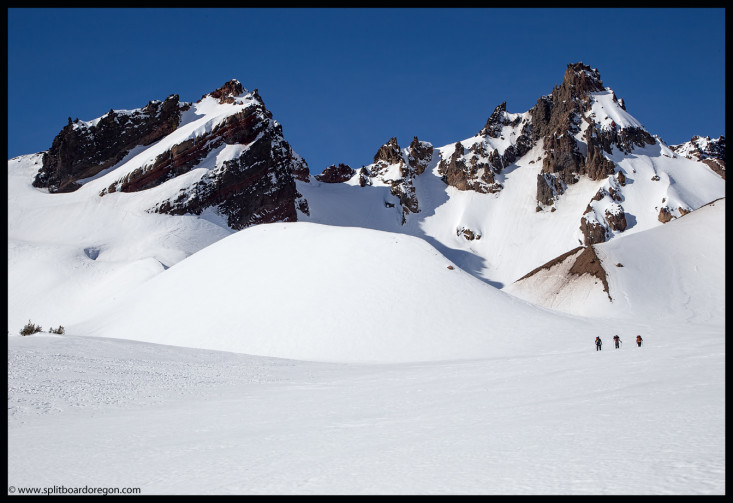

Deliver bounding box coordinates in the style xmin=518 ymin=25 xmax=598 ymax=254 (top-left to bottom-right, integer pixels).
xmin=505 ymin=198 xmax=726 ymax=322
xmin=7 ymin=153 xmax=233 ymax=334
xmin=71 ymin=221 xmax=606 ymax=363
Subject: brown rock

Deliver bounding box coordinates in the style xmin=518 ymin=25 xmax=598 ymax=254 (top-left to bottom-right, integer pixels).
xmin=373 ymin=137 xmax=403 ymax=165
xmin=658 ymin=206 xmax=673 ymax=223
xmin=315 ymin=163 xmax=355 ymax=183
xmin=568 ymin=245 xmax=611 ymax=300
xmin=205 ymin=79 xmax=245 ymax=104
xmin=34 ymin=94 xmax=184 ymax=192
xmin=580 ymin=213 xmax=607 ymax=245
xmin=605 ymin=207 xmax=627 ymax=232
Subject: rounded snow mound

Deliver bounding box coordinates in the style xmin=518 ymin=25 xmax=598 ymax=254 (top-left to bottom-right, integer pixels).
xmin=73 ymin=222 xmax=591 ymax=362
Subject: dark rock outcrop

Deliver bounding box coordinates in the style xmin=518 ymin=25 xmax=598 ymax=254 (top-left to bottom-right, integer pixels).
xmin=39 ymin=79 xmax=311 ymax=230
xmin=438 ymin=140 xmax=504 ymax=194
xmin=368 ymin=137 xmax=432 ymax=223
xmin=514 ymin=244 xmax=611 ymax=301
xmin=568 ymin=245 xmax=611 ymax=300
xmin=206 ymin=79 xmax=245 ymax=104
xmin=33 ymin=94 xmax=185 ymax=192
xmin=529 ymin=62 xmax=655 ymax=208
xmin=658 ymin=206 xmax=673 ymax=223
xmin=478 ymin=102 xmax=520 ymax=138
xmin=583 ymin=144 xmax=616 ymax=180
xmin=580 ymin=216 xmax=608 ymax=245
xmin=315 ymin=163 xmax=356 ymax=183
xmin=605 ymin=206 xmax=627 ymax=232
xmin=358 ymin=167 xmax=372 ymax=187
xmin=457 ymin=226 xmax=481 ymax=241
xmin=144 ymin=84 xmax=310 ymax=229
xmin=537 ymin=173 xmax=563 ymax=207
xmin=149 ymin=109 xmax=310 ymax=230
xmin=407 ymin=136 xmax=433 ymax=176
xmin=373 ymin=137 xmax=403 ymax=166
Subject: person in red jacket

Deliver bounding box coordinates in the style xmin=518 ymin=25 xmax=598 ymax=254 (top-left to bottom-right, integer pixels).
xmin=636 ymin=335 xmax=643 ymax=347
xmin=613 ymin=334 xmax=621 ymax=349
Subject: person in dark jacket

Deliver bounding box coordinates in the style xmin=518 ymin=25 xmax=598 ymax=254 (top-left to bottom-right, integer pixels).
xmin=595 ymin=336 xmax=602 ymax=351
xmin=613 ymin=335 xmax=621 ymax=349
xmin=636 ymin=335 xmax=643 ymax=347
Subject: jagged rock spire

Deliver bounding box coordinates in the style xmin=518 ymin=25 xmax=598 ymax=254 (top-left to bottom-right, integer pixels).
xmin=202 ymin=79 xmax=246 ymax=104
xmin=373 ymin=137 xmax=403 ymax=165
xmin=479 ymin=102 xmax=508 ymax=138
xmin=561 ymin=62 xmax=605 ymax=96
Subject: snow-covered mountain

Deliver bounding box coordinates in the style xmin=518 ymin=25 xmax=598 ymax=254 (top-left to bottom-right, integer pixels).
xmin=7 ymin=62 xmax=725 ymax=495
xmin=8 ymin=62 xmax=725 ymax=347
xmin=31 ymin=79 xmax=310 ymax=228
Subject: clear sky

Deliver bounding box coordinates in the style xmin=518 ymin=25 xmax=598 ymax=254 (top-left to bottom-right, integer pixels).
xmin=7 ymin=8 xmax=725 ymax=174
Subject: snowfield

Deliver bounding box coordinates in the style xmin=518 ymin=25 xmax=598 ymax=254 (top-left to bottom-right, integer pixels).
xmin=8 ymin=327 xmax=724 ymax=495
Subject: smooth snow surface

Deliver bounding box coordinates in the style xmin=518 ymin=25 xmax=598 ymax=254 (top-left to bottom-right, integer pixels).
xmin=71 ymin=222 xmax=602 ymax=363
xmin=8 ymin=330 xmax=724 ymax=495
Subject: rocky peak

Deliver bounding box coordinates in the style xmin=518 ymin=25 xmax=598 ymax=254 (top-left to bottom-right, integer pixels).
xmin=34 ymin=80 xmax=310 ymax=230
xmin=562 ymin=62 xmax=605 ymax=97
xmin=529 ymin=62 xmax=654 ymax=218
xmin=407 ymin=136 xmax=433 ymax=175
xmin=479 ymin=102 xmax=510 ymax=138
xmin=373 ymin=137 xmax=403 ymax=165
xmin=204 ymin=79 xmax=245 ymax=104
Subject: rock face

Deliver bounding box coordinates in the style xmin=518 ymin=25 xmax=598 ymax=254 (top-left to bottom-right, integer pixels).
xmin=34 ymin=79 xmax=310 ymax=230
xmin=479 ymin=102 xmax=520 ymax=138
xmin=33 ymin=95 xmax=185 ymax=192
xmin=514 ymin=245 xmax=611 ymax=301
xmin=568 ymin=246 xmax=611 ymax=300
xmin=365 ymin=136 xmax=433 ymax=223
xmin=315 ymin=163 xmax=356 ymax=183
xmin=143 ymin=81 xmax=310 ymax=229
xmin=519 ymin=62 xmax=661 ymax=243
xmin=577 ymin=174 xmax=628 ymax=246
xmin=438 ymin=140 xmax=503 ymax=194
xmin=438 ymin=102 xmax=532 ymax=195
xmin=528 ymin=63 xmax=654 ymax=212
xmin=670 ymin=135 xmax=726 ymax=179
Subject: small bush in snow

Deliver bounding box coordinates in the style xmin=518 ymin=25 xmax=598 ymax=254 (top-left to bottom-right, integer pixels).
xmin=20 ymin=320 xmax=43 ymax=336
xmin=49 ymin=325 xmax=65 ymax=334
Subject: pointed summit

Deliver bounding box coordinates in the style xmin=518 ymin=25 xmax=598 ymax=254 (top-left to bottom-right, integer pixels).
xmin=373 ymin=137 xmax=403 ymax=165
xmin=562 ymin=62 xmax=605 ymax=96
xmin=201 ymin=79 xmax=246 ymax=104
xmin=479 ymin=102 xmax=509 ymax=138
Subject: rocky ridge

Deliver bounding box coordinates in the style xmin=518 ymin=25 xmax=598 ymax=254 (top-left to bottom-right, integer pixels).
xmin=33 ymin=80 xmax=310 ymax=230
xmin=347 ymin=63 xmax=665 ymax=245
xmin=33 ymin=95 xmax=185 ymax=193
xmin=670 ymin=135 xmax=726 ymax=179
xmin=437 ymin=103 xmax=532 ymax=195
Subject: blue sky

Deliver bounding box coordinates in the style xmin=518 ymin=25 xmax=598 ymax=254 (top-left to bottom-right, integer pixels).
xmin=7 ymin=8 xmax=725 ymax=174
